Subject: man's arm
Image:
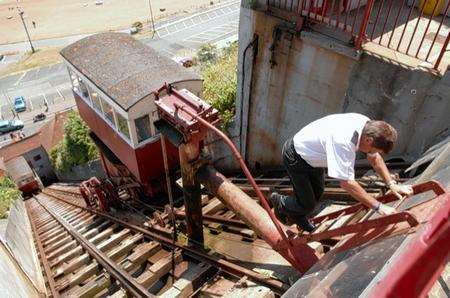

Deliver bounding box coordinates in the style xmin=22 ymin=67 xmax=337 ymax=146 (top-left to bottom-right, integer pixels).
xmin=367 ymin=153 xmax=413 ymax=199
xmin=340 ymin=180 xmax=379 ymax=208
xmin=340 ymin=180 xmax=396 ymax=215
xmin=366 ymin=153 xmax=392 ymax=183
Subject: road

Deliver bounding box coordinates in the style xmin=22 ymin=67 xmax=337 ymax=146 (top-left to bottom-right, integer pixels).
xmin=0 ymin=1 xmax=239 ymax=147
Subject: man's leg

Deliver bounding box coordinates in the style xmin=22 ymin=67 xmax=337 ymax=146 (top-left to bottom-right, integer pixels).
xmin=309 ymin=168 xmax=325 ymax=203
xmin=270 ymin=139 xmax=318 ymax=231
xmin=281 ymin=169 xmax=316 ymax=216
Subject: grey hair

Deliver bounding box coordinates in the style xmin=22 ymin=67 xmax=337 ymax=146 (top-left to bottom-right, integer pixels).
xmin=362 ymin=120 xmax=398 ymax=154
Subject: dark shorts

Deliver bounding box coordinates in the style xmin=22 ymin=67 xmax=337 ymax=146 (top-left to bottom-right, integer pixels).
xmin=279 ymin=138 xmax=325 ymax=217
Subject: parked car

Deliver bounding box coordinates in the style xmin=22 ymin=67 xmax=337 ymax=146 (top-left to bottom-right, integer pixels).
xmin=33 ymin=113 xmax=46 ymax=123
xmin=0 ymin=119 xmax=24 ymax=134
xmin=172 ymin=56 xmax=195 ymax=68
xmin=13 ymin=96 xmax=26 ymax=113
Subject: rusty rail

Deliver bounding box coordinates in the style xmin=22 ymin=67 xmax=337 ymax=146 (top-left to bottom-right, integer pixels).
xmin=268 ymin=0 xmax=450 ymax=70
xmin=33 ymin=196 xmax=153 ymax=298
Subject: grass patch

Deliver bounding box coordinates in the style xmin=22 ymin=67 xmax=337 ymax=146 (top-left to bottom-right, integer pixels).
xmin=0 ymin=47 xmax=63 ymax=78
xmin=0 ymin=176 xmax=21 ymax=219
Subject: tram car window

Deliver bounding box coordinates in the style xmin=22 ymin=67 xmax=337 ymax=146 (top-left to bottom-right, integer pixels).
xmin=61 ymin=32 xmax=202 ymax=199
xmin=116 ymin=112 xmax=131 ymax=141
xmin=135 ymin=115 xmax=152 ymax=143
xmin=88 ymin=86 xmax=102 ymax=112
xmin=100 ymin=97 xmax=116 ymax=127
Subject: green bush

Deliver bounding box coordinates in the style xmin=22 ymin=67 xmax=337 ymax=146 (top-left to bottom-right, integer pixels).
xmin=197 ymin=44 xmax=218 ymax=64
xmin=0 ymin=176 xmax=21 ymax=219
xmin=50 ymin=111 xmax=98 ymax=172
xmin=201 ymin=42 xmax=238 ymax=128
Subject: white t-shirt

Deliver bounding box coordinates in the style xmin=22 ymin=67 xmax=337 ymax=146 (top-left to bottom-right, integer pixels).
xmin=293 ymin=113 xmax=370 ymax=181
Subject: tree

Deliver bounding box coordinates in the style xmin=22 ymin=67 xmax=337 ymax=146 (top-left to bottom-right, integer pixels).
xmin=50 ymin=111 xmax=98 ymax=172
xmin=0 ymin=176 xmax=21 ymax=219
xmin=201 ymin=42 xmax=238 ymax=128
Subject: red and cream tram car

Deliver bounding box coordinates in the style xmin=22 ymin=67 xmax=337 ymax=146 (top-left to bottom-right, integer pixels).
xmin=5 ymin=156 xmax=41 ymax=195
xmin=60 ymin=33 xmax=202 ymax=199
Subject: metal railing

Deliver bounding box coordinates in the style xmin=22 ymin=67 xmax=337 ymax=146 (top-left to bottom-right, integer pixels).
xmin=267 ymin=0 xmax=450 ymax=70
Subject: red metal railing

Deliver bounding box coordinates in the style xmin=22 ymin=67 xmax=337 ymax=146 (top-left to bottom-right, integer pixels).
xmin=267 ymin=0 xmax=450 ymax=70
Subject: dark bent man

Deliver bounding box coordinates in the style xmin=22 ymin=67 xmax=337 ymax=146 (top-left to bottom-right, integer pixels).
xmin=270 ymin=113 xmax=413 ymax=232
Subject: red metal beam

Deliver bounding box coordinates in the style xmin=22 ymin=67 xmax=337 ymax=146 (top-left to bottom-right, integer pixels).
xmin=368 ymin=191 xmax=450 ymax=297
xmin=311 ymin=180 xmax=446 ymax=224
xmin=293 ymin=211 xmax=418 ymax=244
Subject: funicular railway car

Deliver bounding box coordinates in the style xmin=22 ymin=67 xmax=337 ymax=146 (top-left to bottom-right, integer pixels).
xmin=60 ymin=33 xmax=202 ymax=207
xmin=5 ymin=156 xmax=41 ymax=196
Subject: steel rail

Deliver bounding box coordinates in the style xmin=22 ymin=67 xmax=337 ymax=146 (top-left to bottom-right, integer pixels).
xmin=33 ymin=196 xmax=153 ymax=298
xmin=46 ymin=188 xmax=250 ymax=230
xmin=25 ymin=202 xmax=60 ymax=298
xmin=39 ymin=192 xmax=288 ymax=294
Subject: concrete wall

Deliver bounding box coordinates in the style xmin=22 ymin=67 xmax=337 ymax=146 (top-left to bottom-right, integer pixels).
xmin=0 ymin=241 xmax=40 ymax=298
xmin=56 ymin=159 xmax=106 ymax=182
xmin=233 ymin=3 xmax=450 ymax=168
xmin=2 ymin=200 xmax=46 ymax=296
xmin=343 ymin=55 xmax=450 ymax=160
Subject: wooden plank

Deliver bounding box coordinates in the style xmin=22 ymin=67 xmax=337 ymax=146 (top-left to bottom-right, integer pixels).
xmin=71 ymin=274 xmax=111 ymax=298
xmin=136 ymin=251 xmax=183 ymax=288
xmin=202 ymin=198 xmax=224 ymax=215
xmin=53 ymin=229 xmax=130 ymax=277
xmin=68 ymin=242 xmax=161 ymax=296
xmin=119 ymin=241 xmax=161 ymax=271
xmin=159 ymin=262 xmax=214 ymax=298
xmin=46 ymin=240 xmax=77 ymax=260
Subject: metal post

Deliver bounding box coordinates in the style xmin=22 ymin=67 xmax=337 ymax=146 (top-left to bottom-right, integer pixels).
xmin=355 ymin=0 xmax=375 ymax=49
xmin=148 ymin=0 xmax=156 ymax=37
xmin=160 ymin=136 xmax=177 ymax=284
xmin=18 ymin=9 xmax=35 ymax=53
xmin=179 ymin=140 xmax=204 ymax=246
xmin=434 ymin=32 xmax=450 ymax=70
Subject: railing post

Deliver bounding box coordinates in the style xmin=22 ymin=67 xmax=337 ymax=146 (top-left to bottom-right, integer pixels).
xmin=434 ymin=31 xmax=450 ymax=70
xmin=355 ymin=0 xmax=375 ymax=49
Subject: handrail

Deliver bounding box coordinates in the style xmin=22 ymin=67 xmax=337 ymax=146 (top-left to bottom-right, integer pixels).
xmin=267 ymin=0 xmax=450 ymax=71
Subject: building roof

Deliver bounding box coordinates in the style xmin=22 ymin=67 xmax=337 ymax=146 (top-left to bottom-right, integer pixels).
xmin=60 ymin=32 xmax=201 ymax=111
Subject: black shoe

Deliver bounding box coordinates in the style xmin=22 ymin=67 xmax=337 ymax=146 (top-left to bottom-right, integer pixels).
xmin=269 ymin=192 xmax=288 ymax=225
xmin=295 ymin=216 xmax=316 ymax=233
xmin=269 ymin=192 xmax=283 ymax=208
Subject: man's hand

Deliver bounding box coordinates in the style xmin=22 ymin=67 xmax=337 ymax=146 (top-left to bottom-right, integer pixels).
xmin=375 ymin=203 xmax=397 ymax=215
xmin=387 ymin=181 xmax=414 ymax=200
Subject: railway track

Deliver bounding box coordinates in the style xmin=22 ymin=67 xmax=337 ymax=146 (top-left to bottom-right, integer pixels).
xmin=27 ymin=190 xmax=288 ymax=297
xmin=28 ymin=172 xmax=408 ymax=297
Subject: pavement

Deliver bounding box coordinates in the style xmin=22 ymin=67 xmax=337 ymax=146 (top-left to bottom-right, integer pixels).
xmin=0 ymin=54 xmax=21 ymax=72
xmin=0 ymin=1 xmax=240 ymax=148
